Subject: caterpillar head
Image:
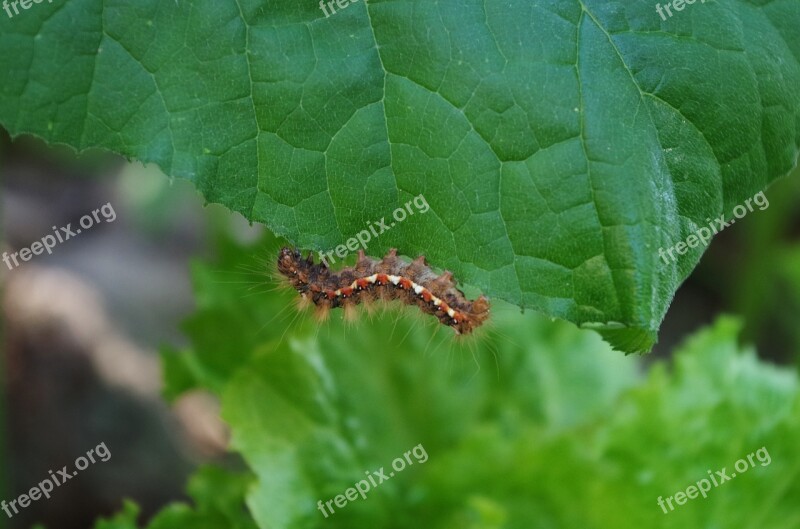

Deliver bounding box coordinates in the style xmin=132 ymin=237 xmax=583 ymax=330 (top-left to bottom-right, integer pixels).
xmin=277 ymin=247 xmax=319 ymax=294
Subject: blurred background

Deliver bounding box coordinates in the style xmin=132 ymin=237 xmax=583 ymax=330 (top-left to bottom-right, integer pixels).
xmin=0 ymin=130 xmax=258 ymax=529
xmin=1 ymin=128 xmax=799 ymax=528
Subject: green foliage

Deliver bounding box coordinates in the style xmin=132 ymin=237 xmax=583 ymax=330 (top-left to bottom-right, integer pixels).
xmin=2 ymin=1 xmax=799 ymax=351
xmin=93 ymin=467 xmax=257 ymax=529
xmin=141 ymin=234 xmax=800 ymax=529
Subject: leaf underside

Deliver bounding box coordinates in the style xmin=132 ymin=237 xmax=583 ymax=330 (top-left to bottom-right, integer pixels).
xmin=1 ymin=0 xmax=798 ymax=352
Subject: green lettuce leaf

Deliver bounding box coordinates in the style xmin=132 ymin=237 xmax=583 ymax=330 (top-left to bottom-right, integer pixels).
xmin=154 ymin=235 xmax=800 ymax=528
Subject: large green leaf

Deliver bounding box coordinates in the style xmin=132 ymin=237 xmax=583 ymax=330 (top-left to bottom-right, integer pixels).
xmin=1 ymin=0 xmax=799 ymax=351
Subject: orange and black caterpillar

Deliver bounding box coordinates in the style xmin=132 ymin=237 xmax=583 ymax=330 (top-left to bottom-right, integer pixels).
xmin=277 ymin=247 xmax=490 ymax=334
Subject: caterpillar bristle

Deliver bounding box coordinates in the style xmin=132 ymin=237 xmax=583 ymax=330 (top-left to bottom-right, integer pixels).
xmin=294 ymin=292 xmax=313 ymax=312
xmin=343 ymin=302 xmax=359 ymax=322
xmin=432 ymin=270 xmax=455 ymax=290
xmin=358 ymin=292 xmax=377 ymax=316
xmin=314 ymin=304 xmax=330 ymax=322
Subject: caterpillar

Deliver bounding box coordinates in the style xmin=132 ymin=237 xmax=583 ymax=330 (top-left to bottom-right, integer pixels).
xmin=277 ymin=247 xmax=490 ymax=334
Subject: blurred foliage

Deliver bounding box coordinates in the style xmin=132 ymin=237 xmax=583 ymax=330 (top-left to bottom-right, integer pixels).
xmin=692 ymin=167 xmax=800 ymax=361
xmin=91 ymin=232 xmax=800 ymax=529
xmin=94 ymin=467 xmax=256 ymax=529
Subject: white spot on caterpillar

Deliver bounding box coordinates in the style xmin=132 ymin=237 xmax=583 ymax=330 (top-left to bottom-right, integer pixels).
xmin=413 ymin=284 xmax=424 ymax=295
xmin=366 ymin=274 xmax=378 ymax=283
xmin=388 ymin=275 xmax=400 ymax=285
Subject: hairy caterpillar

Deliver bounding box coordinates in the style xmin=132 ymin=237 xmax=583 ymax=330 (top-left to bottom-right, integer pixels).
xmin=277 ymin=247 xmax=490 ymax=334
